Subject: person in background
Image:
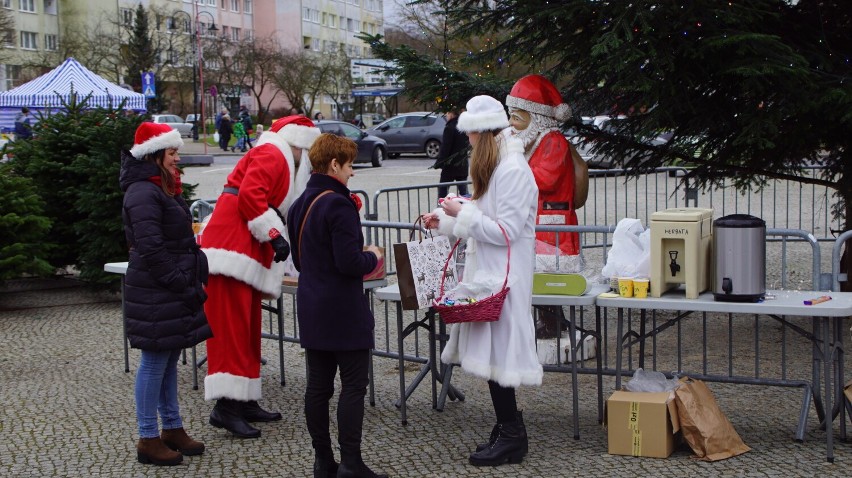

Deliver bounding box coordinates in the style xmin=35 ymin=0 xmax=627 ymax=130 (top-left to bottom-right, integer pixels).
xmin=214 ymin=107 xmax=229 ymax=131
xmin=14 ymin=107 xmax=33 ymax=140
xmin=218 ymin=114 xmax=233 ymax=152
xmin=239 ymin=106 xmax=254 ymax=149
xmin=232 ymin=120 xmax=247 ymax=153
xmin=313 ymin=112 xmax=324 ymax=121
xmin=432 ymin=108 xmax=470 ymax=199
xmin=422 ymin=95 xmax=542 ymax=467
xmin=200 ymin=116 xmax=320 ymax=439
xmin=287 ymin=134 xmax=388 ymax=478
xmin=119 ymin=122 xmax=212 ymax=466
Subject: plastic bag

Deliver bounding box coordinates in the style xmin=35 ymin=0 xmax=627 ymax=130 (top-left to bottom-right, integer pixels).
xmin=213 ymin=132 xmax=220 ymax=143
xmin=624 ymin=368 xmax=680 ymax=393
xmin=601 ymin=218 xmax=651 ymax=279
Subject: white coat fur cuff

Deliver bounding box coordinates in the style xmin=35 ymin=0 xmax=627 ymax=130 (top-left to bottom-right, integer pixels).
xmin=248 ymin=208 xmax=284 ymax=243
xmin=434 ymin=208 xmax=457 ymax=237
xmin=452 ymin=202 xmax=478 ymax=239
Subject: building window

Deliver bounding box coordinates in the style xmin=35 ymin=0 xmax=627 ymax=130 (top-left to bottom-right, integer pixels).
xmin=206 ymin=0 xmax=215 ymax=6
xmin=1 ymin=0 xmax=10 ymax=9
xmin=231 ymin=27 xmax=240 ymax=42
xmin=120 ymin=8 xmax=133 ymax=26
xmin=2 ymin=29 xmax=14 ymax=47
xmin=5 ymin=64 xmax=20 ymax=89
xmin=221 ymin=25 xmax=229 ymax=40
xmin=244 ymin=0 xmax=252 ymax=14
xmin=44 ymin=33 xmax=56 ymax=50
xmin=20 ymin=31 xmax=37 ymax=49
xmin=312 ymin=38 xmax=320 ymax=51
xmin=303 ymin=7 xmax=310 ymax=21
xmin=19 ymin=0 xmax=35 ymax=12
xmin=229 ymin=0 xmax=238 ymax=12
xmin=328 ymin=15 xmax=336 ymax=28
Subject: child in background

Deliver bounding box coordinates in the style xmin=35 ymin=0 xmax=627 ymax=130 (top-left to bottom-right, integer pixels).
xmin=232 ymin=121 xmax=247 ymax=153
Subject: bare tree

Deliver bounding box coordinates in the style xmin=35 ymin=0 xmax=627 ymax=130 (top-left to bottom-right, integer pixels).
xmin=271 ymin=49 xmax=318 ymax=116
xmin=310 ymin=49 xmax=352 ymax=120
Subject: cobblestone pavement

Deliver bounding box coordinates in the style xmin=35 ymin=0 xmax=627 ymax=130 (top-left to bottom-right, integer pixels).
xmin=1 ymin=277 xmax=850 ymax=478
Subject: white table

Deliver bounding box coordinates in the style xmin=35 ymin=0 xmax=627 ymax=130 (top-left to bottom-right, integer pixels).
xmin=596 ymin=289 xmax=852 ymax=462
xmin=375 ymin=282 xmax=609 ymax=438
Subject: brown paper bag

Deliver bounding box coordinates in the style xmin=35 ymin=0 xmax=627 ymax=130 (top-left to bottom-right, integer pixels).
xmin=673 ymin=377 xmax=750 ymax=461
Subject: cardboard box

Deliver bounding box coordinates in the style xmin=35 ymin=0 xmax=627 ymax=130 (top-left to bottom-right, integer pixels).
xmin=605 ymin=390 xmax=680 ymax=458
xmin=532 ymin=273 xmax=590 ymax=295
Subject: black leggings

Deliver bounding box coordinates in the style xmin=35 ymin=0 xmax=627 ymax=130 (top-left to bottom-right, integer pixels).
xmin=488 ymin=380 xmax=518 ymax=424
xmin=304 ymin=349 xmax=370 ymax=463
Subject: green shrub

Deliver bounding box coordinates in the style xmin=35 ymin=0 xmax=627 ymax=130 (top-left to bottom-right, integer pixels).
xmin=0 ymin=162 xmax=53 ymax=282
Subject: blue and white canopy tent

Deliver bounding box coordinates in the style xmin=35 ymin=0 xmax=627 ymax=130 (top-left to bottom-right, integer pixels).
xmin=0 ymin=57 xmax=146 ymax=131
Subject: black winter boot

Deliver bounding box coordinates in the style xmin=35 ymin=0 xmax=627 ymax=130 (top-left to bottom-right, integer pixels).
xmin=475 ymin=411 xmax=525 ymax=452
xmin=209 ymin=398 xmax=261 ymax=438
xmin=336 ymin=460 xmax=388 ymax=478
xmin=468 ymin=415 xmax=528 ymax=466
xmin=240 ymin=400 xmax=282 ymax=422
xmin=313 ymin=453 xmax=339 ymax=478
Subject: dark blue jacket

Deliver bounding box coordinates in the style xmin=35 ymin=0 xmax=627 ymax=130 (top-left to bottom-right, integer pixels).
xmin=287 ymin=173 xmax=378 ymax=351
xmin=119 ymin=150 xmax=212 ymax=351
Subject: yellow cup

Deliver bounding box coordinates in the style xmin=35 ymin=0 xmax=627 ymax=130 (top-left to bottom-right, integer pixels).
xmin=618 ymin=277 xmax=634 ymax=298
xmin=633 ymin=278 xmax=650 ymax=298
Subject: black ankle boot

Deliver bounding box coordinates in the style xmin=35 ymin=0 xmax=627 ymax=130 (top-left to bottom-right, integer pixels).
xmin=468 ymin=415 xmax=528 ymax=466
xmin=314 ymin=455 xmax=339 ymax=478
xmin=241 ymin=400 xmax=282 ymax=422
xmin=476 ymin=411 xmax=524 ymax=452
xmin=336 ymin=460 xmax=388 ymax=478
xmin=209 ymin=398 xmax=261 ymax=438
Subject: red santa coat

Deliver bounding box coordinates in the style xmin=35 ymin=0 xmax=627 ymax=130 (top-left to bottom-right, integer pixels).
xmin=528 ymin=130 xmax=580 ymax=255
xmin=200 ymin=132 xmax=297 ymax=401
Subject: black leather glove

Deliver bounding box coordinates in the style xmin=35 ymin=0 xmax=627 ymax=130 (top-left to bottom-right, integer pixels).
xmin=270 ymin=235 xmax=290 ymax=263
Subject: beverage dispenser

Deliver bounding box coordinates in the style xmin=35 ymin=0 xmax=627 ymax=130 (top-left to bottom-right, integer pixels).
xmin=649 ymin=208 xmax=713 ymax=299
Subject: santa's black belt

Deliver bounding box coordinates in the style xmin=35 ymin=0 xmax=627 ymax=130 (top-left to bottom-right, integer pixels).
xmin=223 ymin=187 xmax=239 ymax=196
xmin=542 ymin=201 xmax=570 ymax=210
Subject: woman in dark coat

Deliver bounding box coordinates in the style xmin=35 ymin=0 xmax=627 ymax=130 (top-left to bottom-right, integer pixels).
xmin=218 ymin=114 xmax=233 ymax=151
xmin=287 ymin=134 xmax=387 ymax=478
xmin=120 ymin=122 xmax=212 ymax=466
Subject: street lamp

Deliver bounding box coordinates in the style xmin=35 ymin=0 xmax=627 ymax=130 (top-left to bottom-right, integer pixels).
xmin=171 ymin=8 xmax=218 ymax=145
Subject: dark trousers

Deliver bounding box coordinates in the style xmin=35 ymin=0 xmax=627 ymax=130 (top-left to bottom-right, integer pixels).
xmin=304 ymin=348 xmax=370 ymax=463
xmin=488 ymin=380 xmax=518 ymax=423
xmin=437 ymin=168 xmax=469 ymax=199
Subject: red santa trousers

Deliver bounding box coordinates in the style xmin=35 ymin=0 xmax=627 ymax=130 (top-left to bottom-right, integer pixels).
xmin=204 ymin=274 xmax=264 ymax=401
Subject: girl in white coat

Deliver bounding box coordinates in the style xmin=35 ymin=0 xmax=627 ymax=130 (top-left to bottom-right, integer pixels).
xmin=423 ymin=95 xmax=543 ymax=467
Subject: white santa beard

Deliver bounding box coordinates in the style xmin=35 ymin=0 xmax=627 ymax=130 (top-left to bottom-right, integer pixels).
xmin=510 ymin=111 xmax=561 ymax=158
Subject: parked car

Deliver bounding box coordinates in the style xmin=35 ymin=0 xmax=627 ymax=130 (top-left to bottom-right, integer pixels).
xmin=351 ymin=113 xmax=386 ymax=129
xmin=366 ymin=112 xmax=446 ymax=159
xmin=315 ymin=120 xmax=387 ymax=167
xmin=149 ymin=114 xmax=193 ymax=138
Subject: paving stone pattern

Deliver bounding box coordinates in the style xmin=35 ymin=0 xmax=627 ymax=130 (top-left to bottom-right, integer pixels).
xmin=1 ymin=276 xmax=850 ymax=477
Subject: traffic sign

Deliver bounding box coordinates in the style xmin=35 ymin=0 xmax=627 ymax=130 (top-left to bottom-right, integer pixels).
xmin=141 ymin=72 xmax=156 ymax=99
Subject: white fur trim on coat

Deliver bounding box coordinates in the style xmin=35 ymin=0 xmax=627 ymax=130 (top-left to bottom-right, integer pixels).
xmin=256 ymin=131 xmax=302 ymax=213
xmin=204 ymin=372 xmax=262 ymax=401
xmin=202 ymin=247 xmax=285 ymax=298
xmin=129 ymin=129 xmax=183 ymax=159
xmin=457 ymin=109 xmax=510 ymax=133
xmin=435 ymin=207 xmax=457 ymax=238
xmin=452 ymin=202 xmax=479 ymax=239
xmin=277 ymin=124 xmax=321 ymax=150
xmin=248 ymin=208 xmax=284 ymax=243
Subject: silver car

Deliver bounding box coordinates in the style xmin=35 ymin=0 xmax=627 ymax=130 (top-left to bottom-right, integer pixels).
xmin=150 ymin=114 xmax=194 ymax=138
xmin=367 ymin=112 xmax=446 ymax=159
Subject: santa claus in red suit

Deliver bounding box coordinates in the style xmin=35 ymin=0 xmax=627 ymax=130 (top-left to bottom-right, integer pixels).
xmin=506 ymin=75 xmax=585 ymax=339
xmin=200 ymin=115 xmax=319 ymax=438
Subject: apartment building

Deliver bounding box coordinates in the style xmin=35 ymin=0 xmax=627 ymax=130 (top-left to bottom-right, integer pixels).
xmin=1 ymin=0 xmax=385 ymax=121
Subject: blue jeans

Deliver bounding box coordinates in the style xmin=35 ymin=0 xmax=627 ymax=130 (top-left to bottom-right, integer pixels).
xmin=135 ymin=349 xmax=183 ymax=438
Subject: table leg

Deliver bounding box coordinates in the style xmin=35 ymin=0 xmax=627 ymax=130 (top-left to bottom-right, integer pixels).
xmin=395 ymin=301 xmax=408 ymax=426
xmin=277 ymin=294 xmax=286 ymax=387
xmin=191 ymin=346 xmax=199 ymax=390
xmin=121 ymin=276 xmax=129 ymax=373
xmin=823 ymin=316 xmax=834 ymax=462
xmin=596 ymin=306 xmax=604 ymax=424
xmin=568 ymin=305 xmax=580 ymax=440
xmin=615 ymin=307 xmax=625 ymax=391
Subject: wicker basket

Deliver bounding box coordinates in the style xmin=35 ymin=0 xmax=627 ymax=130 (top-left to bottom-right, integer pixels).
xmin=433 ymin=226 xmax=510 ymax=324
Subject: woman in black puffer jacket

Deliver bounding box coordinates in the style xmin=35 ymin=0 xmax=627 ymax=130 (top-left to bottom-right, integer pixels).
xmin=120 ymin=122 xmax=212 ymax=467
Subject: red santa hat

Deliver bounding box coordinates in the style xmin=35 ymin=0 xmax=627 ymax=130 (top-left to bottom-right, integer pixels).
xmin=129 ymin=122 xmax=183 ymax=159
xmin=505 ymin=74 xmax=572 ymax=122
xmin=456 ymin=95 xmax=509 ymax=133
xmin=270 ymin=115 xmax=321 ymax=150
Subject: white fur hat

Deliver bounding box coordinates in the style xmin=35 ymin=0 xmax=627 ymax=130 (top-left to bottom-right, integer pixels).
xmin=456 ymin=95 xmax=509 ymax=133
xmin=129 ymin=122 xmax=182 ymax=159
